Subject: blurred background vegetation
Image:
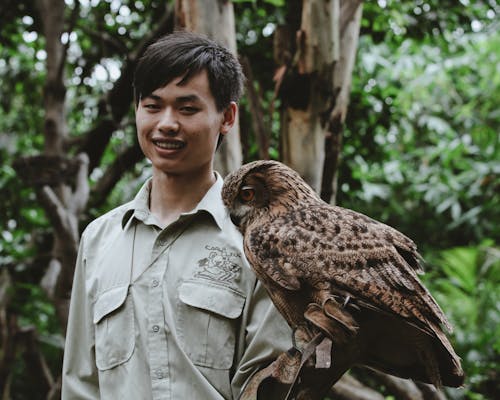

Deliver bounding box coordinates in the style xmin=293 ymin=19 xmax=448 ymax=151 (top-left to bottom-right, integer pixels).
xmin=0 ymin=0 xmax=499 ymax=399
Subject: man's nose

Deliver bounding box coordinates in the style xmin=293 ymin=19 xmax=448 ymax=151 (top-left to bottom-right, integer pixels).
xmin=158 ymin=108 xmax=179 ymax=134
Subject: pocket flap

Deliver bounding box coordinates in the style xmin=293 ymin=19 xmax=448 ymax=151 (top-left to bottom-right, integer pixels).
xmin=179 ymin=281 xmax=245 ymax=319
xmin=93 ymin=285 xmax=129 ymax=324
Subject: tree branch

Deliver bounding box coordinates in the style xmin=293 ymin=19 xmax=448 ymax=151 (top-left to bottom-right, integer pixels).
xmin=90 ymin=143 xmax=145 ymax=209
xmin=241 ymin=56 xmax=270 ymax=160
xmin=70 ymin=153 xmax=90 ymax=214
xmin=77 ymin=118 xmax=117 ymax=172
xmin=0 ymin=303 xmax=16 ymax=400
xmin=36 ymin=0 xmax=68 ymax=152
xmin=130 ymin=3 xmax=175 ymax=60
xmin=38 ymin=185 xmax=70 ymax=235
xmin=416 ymin=382 xmax=448 ymax=400
xmin=368 ymin=370 xmax=425 ymax=400
xmin=330 ymin=374 xmax=385 ymax=400
xmin=58 ymin=0 xmax=81 ymax=81
xmin=340 ymin=0 xmax=364 ymax=36
xmin=18 ymin=326 xmax=53 ymax=395
xmin=79 ymin=25 xmax=129 ymax=54
xmin=321 ymin=1 xmax=363 ymax=205
xmin=40 ymin=258 xmax=62 ymax=301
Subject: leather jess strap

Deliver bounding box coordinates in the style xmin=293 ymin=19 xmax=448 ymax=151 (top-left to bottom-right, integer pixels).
xmin=239 ymin=333 xmax=330 ymax=400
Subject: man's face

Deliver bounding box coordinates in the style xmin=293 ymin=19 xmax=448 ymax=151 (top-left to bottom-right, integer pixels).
xmin=135 ymin=70 xmax=235 ymax=178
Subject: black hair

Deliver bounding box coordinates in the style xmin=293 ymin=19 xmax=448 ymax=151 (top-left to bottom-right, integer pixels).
xmin=133 ymin=31 xmax=245 ymax=112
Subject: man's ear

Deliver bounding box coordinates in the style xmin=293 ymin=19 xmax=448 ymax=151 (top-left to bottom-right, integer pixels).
xmin=220 ymin=102 xmax=238 ymax=135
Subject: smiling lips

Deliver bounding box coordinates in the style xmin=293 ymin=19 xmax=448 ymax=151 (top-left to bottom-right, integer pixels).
xmin=152 ymin=139 xmax=186 ymax=150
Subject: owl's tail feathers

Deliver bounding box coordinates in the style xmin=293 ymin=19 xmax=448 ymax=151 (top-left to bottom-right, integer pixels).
xmin=417 ymin=340 xmax=443 ymax=389
xmin=432 ymin=324 xmax=465 ymax=388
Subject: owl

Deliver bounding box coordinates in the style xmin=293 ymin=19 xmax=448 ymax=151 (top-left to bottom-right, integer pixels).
xmin=222 ymin=160 xmax=464 ymax=397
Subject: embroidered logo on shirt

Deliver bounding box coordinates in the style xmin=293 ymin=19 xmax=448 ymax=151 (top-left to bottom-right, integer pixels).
xmin=194 ymin=245 xmax=241 ymax=284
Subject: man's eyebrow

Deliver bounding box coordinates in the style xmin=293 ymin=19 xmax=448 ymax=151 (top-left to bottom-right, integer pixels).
xmin=140 ymin=93 xmax=203 ymax=103
xmin=141 ymin=94 xmax=162 ymax=102
xmin=175 ymin=94 xmax=202 ymax=103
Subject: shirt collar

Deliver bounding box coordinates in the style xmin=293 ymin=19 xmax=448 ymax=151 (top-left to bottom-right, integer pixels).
xmin=192 ymin=172 xmax=226 ymax=231
xmin=122 ymin=178 xmax=153 ymax=230
xmin=121 ymin=173 xmax=227 ymax=231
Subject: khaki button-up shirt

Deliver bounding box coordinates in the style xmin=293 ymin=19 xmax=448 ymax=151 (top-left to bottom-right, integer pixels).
xmin=62 ymin=174 xmax=291 ymax=399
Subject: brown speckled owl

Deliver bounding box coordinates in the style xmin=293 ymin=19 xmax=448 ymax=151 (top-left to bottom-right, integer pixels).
xmin=222 ymin=160 xmax=464 ymax=395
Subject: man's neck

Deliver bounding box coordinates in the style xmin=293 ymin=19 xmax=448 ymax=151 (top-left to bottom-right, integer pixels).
xmin=149 ymin=169 xmax=216 ymax=228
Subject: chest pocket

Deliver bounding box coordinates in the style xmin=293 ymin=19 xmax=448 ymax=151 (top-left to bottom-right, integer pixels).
xmin=93 ymin=285 xmax=135 ymax=370
xmin=177 ymin=280 xmax=245 ymax=370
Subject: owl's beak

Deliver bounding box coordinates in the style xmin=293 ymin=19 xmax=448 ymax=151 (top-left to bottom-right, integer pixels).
xmin=229 ymin=213 xmax=241 ymax=227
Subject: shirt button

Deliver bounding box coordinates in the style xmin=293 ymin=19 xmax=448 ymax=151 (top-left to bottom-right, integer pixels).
xmin=155 ymin=369 xmax=164 ymax=379
xmin=152 ymin=279 xmax=159 ymax=287
xmin=152 ymin=325 xmax=160 ymax=332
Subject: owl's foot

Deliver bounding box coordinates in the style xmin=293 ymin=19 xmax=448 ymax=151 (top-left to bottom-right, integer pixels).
xmin=304 ymin=300 xmax=359 ymax=341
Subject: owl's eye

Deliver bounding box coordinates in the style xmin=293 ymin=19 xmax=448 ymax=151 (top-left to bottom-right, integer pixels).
xmin=239 ymin=186 xmax=255 ymax=202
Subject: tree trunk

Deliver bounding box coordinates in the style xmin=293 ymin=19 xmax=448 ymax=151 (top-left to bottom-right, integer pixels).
xmin=321 ymin=0 xmax=363 ymax=205
xmin=34 ymin=0 xmax=89 ymax=333
xmin=278 ymin=0 xmax=362 ymax=200
xmin=175 ymin=0 xmax=243 ymax=175
xmin=279 ymin=0 xmax=340 ymax=192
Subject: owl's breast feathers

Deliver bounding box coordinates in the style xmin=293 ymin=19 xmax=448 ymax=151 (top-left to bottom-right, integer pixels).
xmin=245 ymin=204 xmax=444 ymax=327
xmin=243 ymin=203 xmax=464 ymax=387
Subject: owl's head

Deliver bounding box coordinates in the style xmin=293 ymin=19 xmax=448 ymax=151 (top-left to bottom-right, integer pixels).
xmin=222 ymin=160 xmax=320 ymax=232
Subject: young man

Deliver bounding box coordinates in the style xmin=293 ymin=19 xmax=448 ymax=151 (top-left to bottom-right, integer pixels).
xmin=62 ymin=31 xmax=291 ymax=399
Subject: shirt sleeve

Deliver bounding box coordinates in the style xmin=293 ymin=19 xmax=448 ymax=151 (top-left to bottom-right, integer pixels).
xmin=61 ymin=231 xmax=100 ymax=399
xmin=231 ymin=279 xmax=293 ymax=398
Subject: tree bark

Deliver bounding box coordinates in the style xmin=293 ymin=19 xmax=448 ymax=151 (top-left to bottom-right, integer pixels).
xmin=278 ymin=0 xmax=362 ymax=200
xmin=241 ymin=56 xmax=270 ymax=160
xmin=174 ymin=0 xmax=242 ymax=175
xmin=279 ymin=0 xmax=340 ymax=192
xmin=38 ymin=0 xmax=67 ymax=155
xmin=330 ymin=374 xmax=385 ymax=400
xmin=34 ymin=0 xmax=87 ymax=331
xmin=321 ymin=0 xmax=363 ymax=205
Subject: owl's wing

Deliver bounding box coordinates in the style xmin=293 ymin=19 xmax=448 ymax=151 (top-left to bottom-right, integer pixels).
xmin=244 ymin=204 xmax=451 ymax=333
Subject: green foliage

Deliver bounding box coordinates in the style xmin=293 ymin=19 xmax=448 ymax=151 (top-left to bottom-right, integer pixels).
xmin=424 ymin=242 xmax=500 ymax=399
xmin=340 ymin=1 xmax=500 ymax=249
xmin=1 ymin=0 xmax=499 ymax=398
xmin=234 ymin=0 xmax=285 ymax=161
xmin=338 ymin=3 xmax=500 ymax=397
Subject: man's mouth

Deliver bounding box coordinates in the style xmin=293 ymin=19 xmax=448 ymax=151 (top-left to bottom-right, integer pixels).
xmin=152 ymin=139 xmax=185 ymax=150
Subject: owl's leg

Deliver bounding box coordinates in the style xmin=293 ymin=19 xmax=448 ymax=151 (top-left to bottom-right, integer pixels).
xmin=308 ymin=287 xmax=359 ymax=337
xmin=304 ymin=300 xmax=358 ymax=340
xmin=292 ymin=325 xmax=315 ymax=351
xmin=292 ymin=325 xmax=333 ymax=369
xmin=314 ymin=336 xmax=333 ymax=369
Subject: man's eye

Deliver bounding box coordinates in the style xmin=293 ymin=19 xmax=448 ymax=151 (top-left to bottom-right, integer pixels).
xmin=180 ymin=106 xmax=199 ymax=114
xmin=144 ymin=103 xmax=160 ymax=110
